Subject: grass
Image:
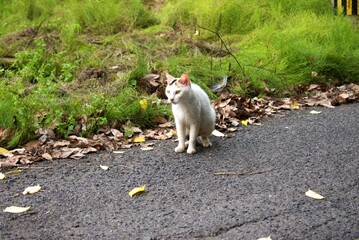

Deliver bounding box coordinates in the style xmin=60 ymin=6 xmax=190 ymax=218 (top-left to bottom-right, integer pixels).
xmin=0 ymin=0 xmax=359 ymax=147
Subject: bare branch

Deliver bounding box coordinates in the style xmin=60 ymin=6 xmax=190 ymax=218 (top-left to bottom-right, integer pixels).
xmin=195 ymin=23 xmax=244 ymax=76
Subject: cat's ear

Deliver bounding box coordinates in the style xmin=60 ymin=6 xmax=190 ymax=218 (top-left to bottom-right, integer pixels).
xmin=179 ymin=73 xmax=191 ymax=86
xmin=165 ymin=71 xmax=175 ymax=84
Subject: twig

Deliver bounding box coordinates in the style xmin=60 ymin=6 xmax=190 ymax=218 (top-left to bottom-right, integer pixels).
xmin=195 ymin=23 xmax=244 ymax=76
xmin=214 ymin=168 xmax=274 ymax=176
xmin=17 ymin=166 xmax=53 ymax=169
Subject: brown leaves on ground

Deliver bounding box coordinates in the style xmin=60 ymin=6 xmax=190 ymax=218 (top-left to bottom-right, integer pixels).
xmin=0 ymin=82 xmax=358 ymax=168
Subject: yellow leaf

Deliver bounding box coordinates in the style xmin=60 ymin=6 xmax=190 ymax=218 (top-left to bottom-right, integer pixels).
xmin=139 ymin=99 xmax=147 ymax=110
xmin=241 ymin=119 xmax=249 ymax=126
xmin=133 ymin=136 xmax=145 ymax=143
xmin=23 ymin=185 xmax=41 ymax=195
xmin=5 ymin=169 xmax=22 ymax=175
xmin=100 ymin=165 xmax=109 ymax=171
xmin=0 ymin=147 xmax=9 ymax=153
xmin=305 ymin=189 xmax=325 ymax=200
xmin=0 ymin=172 xmax=6 ymax=180
xmin=291 ymin=99 xmax=299 ymax=110
xmin=129 ymin=185 xmax=146 ymax=197
xmin=3 ymin=206 xmax=30 ymax=213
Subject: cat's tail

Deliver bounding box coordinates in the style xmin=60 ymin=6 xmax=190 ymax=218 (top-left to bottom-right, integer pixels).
xmin=210 ymin=76 xmax=228 ymax=92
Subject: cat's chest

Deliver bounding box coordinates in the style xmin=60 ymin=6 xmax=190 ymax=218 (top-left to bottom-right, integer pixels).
xmin=172 ymin=103 xmax=200 ymax=122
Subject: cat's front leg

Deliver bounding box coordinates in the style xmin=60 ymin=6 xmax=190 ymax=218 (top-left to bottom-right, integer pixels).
xmin=187 ymin=125 xmax=199 ymax=154
xmin=175 ymin=123 xmax=186 ymax=153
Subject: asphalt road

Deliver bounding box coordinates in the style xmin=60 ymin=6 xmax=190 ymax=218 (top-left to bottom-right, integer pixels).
xmin=1 ymin=103 xmax=358 ymax=240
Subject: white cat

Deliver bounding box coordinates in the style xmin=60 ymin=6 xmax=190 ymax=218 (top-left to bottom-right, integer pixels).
xmin=165 ymin=72 xmax=216 ymax=154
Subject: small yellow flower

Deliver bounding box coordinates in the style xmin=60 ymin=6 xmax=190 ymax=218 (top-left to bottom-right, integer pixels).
xmin=139 ymin=99 xmax=147 ymax=110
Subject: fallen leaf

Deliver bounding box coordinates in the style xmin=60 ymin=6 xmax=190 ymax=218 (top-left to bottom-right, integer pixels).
xmin=141 ymin=147 xmax=154 ymax=151
xmin=158 ymin=122 xmax=173 ymax=128
xmin=3 ymin=206 xmax=31 ymax=213
xmin=0 ymin=172 xmax=6 ymax=180
xmin=212 ymin=129 xmax=225 ymax=137
xmin=257 ymin=236 xmax=272 ymax=240
xmin=132 ymin=127 xmax=143 ymax=133
xmin=5 ymin=169 xmax=22 ymax=175
xmin=305 ymin=189 xmax=325 ymax=200
xmin=309 ymin=110 xmax=322 ymax=114
xmin=0 ymin=147 xmax=9 ymax=153
xmin=113 ymin=150 xmax=125 ymax=154
xmin=133 ymin=136 xmax=145 ymax=143
xmin=139 ymin=99 xmax=147 ymax=110
xmin=42 ymin=153 xmax=53 ymax=161
xmin=110 ymin=129 xmax=123 ymax=139
xmin=308 ymin=84 xmax=319 ymax=91
xmin=53 ymin=140 xmax=71 ymax=147
xmin=291 ymin=99 xmax=299 ymax=110
xmin=241 ymin=119 xmax=249 ymax=126
xmin=100 ymin=165 xmax=109 ymax=171
xmin=129 ymin=185 xmax=146 ymax=197
xmin=23 ymin=184 xmax=41 ymax=195
xmin=165 ymin=129 xmax=177 ymax=138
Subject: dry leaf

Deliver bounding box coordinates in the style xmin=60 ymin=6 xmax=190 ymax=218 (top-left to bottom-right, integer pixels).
xmin=23 ymin=184 xmax=41 ymax=195
xmin=0 ymin=172 xmax=6 ymax=180
xmin=53 ymin=140 xmax=71 ymax=147
xmin=113 ymin=150 xmax=125 ymax=154
xmin=132 ymin=127 xmax=143 ymax=133
xmin=141 ymin=147 xmax=154 ymax=151
xmin=133 ymin=136 xmax=145 ymax=143
xmin=305 ymin=189 xmax=325 ymax=200
xmin=257 ymin=236 xmax=272 ymax=240
xmin=212 ymin=129 xmax=225 ymax=137
xmin=42 ymin=153 xmax=53 ymax=161
xmin=3 ymin=206 xmax=31 ymax=213
xmin=129 ymin=185 xmax=146 ymax=197
xmin=110 ymin=129 xmax=123 ymax=139
xmin=310 ymin=110 xmax=322 ymax=114
xmin=100 ymin=165 xmax=109 ymax=171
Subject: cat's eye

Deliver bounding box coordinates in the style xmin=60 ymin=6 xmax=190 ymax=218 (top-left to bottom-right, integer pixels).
xmin=175 ymin=90 xmax=181 ymax=94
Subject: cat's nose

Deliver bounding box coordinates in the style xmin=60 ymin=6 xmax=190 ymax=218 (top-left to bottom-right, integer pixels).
xmin=170 ymin=98 xmax=174 ymax=103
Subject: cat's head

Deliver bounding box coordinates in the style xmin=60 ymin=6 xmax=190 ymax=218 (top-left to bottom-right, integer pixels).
xmin=165 ymin=72 xmax=191 ymax=104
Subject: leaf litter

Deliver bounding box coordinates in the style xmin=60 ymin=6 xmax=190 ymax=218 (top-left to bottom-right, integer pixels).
xmin=0 ymin=79 xmax=358 ymax=168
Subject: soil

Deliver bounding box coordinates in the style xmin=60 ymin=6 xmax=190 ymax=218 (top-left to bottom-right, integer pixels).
xmin=0 ymin=103 xmax=358 ymax=239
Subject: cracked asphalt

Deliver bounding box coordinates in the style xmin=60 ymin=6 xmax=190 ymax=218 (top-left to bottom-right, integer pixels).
xmin=1 ymin=103 xmax=358 ymax=240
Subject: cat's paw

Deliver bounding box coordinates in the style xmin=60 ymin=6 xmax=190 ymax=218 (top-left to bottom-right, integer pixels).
xmin=187 ymin=147 xmax=197 ymax=154
xmin=201 ymin=137 xmax=212 ymax=148
xmin=175 ymin=146 xmax=185 ymax=153
xmin=202 ymin=141 xmax=212 ymax=148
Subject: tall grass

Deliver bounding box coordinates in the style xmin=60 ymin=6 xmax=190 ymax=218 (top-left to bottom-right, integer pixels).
xmin=0 ymin=0 xmax=158 ymax=36
xmin=161 ymin=0 xmax=359 ymax=94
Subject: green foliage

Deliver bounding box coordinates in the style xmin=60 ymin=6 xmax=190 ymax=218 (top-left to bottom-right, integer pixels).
xmin=13 ymin=40 xmax=78 ymax=83
xmin=0 ymin=0 xmax=359 ymax=147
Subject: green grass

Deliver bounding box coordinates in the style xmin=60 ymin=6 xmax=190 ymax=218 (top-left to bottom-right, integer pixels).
xmin=0 ymin=0 xmax=359 ymax=147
